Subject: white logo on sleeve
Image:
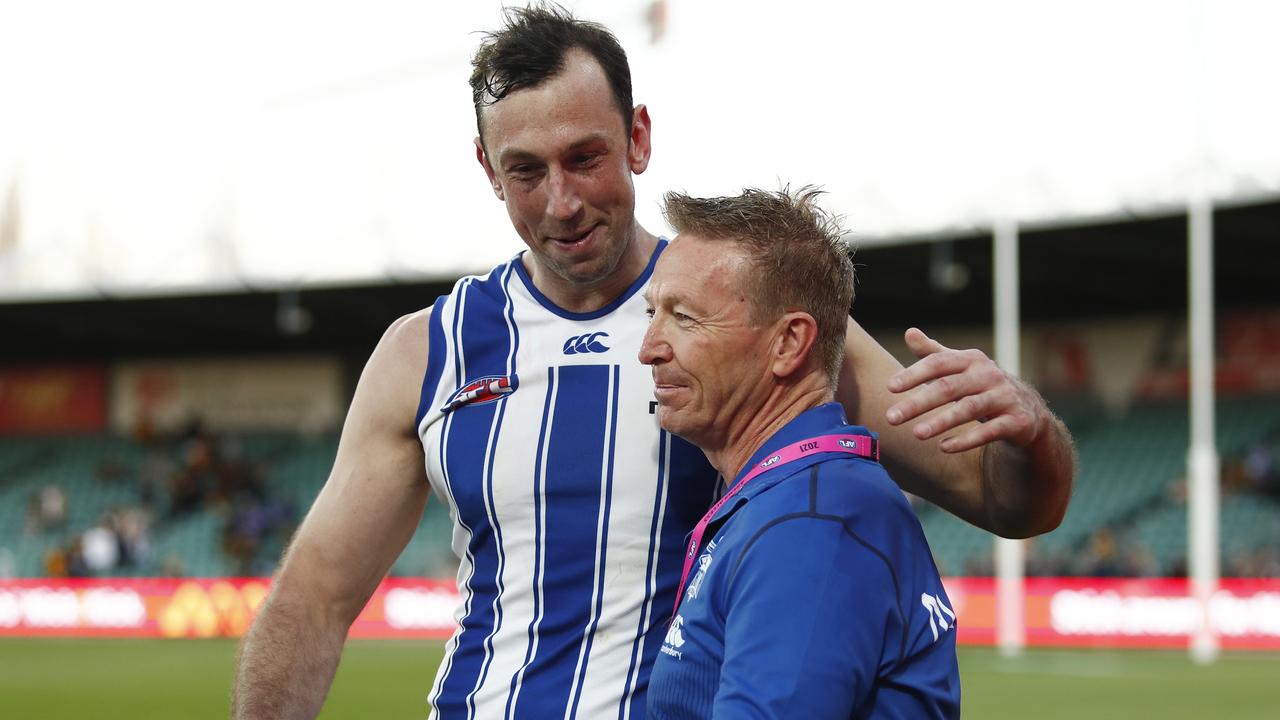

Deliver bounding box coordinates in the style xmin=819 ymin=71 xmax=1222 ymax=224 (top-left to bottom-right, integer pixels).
xmin=661 ymin=615 xmax=686 ymax=659
xmin=686 ymin=549 xmax=714 ymax=600
xmin=921 ymin=593 xmax=957 ymax=642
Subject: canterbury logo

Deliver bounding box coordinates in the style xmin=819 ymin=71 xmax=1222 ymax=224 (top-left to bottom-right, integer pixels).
xmin=563 ymin=332 xmax=611 ymax=355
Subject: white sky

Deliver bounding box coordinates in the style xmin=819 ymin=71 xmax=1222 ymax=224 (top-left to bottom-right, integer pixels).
xmin=0 ymin=0 xmax=1276 ymax=299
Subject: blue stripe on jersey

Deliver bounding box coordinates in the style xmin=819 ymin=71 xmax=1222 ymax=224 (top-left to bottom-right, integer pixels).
xmin=618 ymin=427 xmax=671 ymax=720
xmin=415 ymin=294 xmax=450 ymax=430
xmin=466 ymin=264 xmax=521 ymax=715
xmin=567 ymin=364 xmax=621 ymax=718
xmin=511 ymin=364 xmax=613 ymax=720
xmin=504 ymin=367 xmax=557 ymax=719
xmin=436 ymin=268 xmax=520 ymax=719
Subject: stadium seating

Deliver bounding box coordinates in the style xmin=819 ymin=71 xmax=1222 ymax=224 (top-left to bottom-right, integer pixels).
xmin=1 ymin=393 xmax=1277 ymax=580
xmin=915 ymin=393 xmax=1280 ymax=576
xmin=0 ymin=432 xmax=455 ymax=579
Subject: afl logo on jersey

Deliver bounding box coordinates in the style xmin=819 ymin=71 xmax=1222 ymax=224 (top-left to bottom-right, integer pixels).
xmin=442 ymin=374 xmax=519 ymax=412
xmin=563 ymin=331 xmax=611 ymax=355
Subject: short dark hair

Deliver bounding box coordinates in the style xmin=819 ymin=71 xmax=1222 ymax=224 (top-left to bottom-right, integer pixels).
xmin=663 ymin=186 xmax=856 ymax=385
xmin=470 ymin=3 xmax=634 ymax=142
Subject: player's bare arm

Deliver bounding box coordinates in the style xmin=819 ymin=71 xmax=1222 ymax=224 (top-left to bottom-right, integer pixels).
xmin=232 ymin=310 xmax=433 ymax=720
xmin=837 ymin=318 xmax=1074 ymax=539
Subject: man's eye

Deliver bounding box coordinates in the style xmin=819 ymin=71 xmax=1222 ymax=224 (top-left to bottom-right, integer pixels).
xmin=674 ymin=312 xmax=692 ymax=323
xmin=644 ymin=307 xmax=655 ymax=319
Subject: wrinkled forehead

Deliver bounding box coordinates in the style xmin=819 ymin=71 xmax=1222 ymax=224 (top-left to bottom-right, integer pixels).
xmin=646 ymin=236 xmax=750 ymax=306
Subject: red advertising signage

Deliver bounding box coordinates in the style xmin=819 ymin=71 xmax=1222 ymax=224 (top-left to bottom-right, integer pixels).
xmin=0 ymin=364 xmax=106 ymax=433
xmin=0 ymin=577 xmax=458 ymax=639
xmin=943 ymin=577 xmax=1280 ymax=650
xmin=2 ymin=577 xmax=1278 ymax=649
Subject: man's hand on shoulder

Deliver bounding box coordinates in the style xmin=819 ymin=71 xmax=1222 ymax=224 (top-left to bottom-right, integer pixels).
xmin=883 ymin=327 xmax=1075 ymax=537
xmin=884 ymin=327 xmax=1048 ymax=454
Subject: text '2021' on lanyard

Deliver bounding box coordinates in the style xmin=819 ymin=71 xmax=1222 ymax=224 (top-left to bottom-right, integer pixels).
xmin=672 ymin=433 xmax=879 ymax=617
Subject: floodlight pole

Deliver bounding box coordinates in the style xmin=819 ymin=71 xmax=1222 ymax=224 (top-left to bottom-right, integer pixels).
xmin=993 ymin=217 xmax=1025 ymax=657
xmin=1187 ymin=193 xmax=1220 ymax=664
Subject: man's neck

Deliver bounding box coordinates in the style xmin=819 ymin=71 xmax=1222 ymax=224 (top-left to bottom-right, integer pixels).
xmin=705 ymin=381 xmax=834 ymax=485
xmin=528 ymin=224 xmax=659 ymax=314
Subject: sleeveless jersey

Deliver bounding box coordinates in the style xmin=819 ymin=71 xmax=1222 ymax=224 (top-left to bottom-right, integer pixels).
xmin=415 ymin=240 xmax=719 ymax=720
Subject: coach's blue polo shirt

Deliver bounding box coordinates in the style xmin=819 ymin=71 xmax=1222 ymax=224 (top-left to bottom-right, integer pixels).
xmin=646 ymin=403 xmax=960 ymax=719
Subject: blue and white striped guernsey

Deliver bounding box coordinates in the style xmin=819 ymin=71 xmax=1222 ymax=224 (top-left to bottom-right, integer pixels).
xmin=415 ymin=239 xmax=719 ymax=720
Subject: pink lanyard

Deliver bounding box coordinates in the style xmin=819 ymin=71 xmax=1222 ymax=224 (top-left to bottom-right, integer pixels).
xmin=672 ymin=433 xmax=879 ymax=616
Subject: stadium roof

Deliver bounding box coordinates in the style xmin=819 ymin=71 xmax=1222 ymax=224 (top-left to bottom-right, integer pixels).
xmin=1 ymin=0 xmax=1277 ymax=301
xmin=3 ymin=198 xmax=1277 ymax=363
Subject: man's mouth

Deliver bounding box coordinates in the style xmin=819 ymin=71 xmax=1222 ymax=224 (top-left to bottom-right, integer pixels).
xmin=549 ymin=224 xmax=598 ymax=248
xmin=652 ymin=379 xmax=684 ymax=402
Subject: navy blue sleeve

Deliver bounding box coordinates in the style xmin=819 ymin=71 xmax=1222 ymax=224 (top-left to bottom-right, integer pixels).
xmin=712 ymin=515 xmax=897 ymax=718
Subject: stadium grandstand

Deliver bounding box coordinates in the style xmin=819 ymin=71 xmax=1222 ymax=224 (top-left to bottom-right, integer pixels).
xmin=2 ymin=1 xmax=1278 ymax=717
xmin=3 ymin=207 xmax=1280 ymax=588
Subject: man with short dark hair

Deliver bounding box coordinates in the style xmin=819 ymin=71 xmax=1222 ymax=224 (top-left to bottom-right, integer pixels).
xmin=642 ymin=187 xmax=958 ymax=718
xmin=232 ymin=6 xmax=1068 ymax=719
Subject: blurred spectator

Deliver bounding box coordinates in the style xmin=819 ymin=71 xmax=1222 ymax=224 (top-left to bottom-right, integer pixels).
xmin=211 ymin=437 xmax=266 ymax=505
xmin=137 ymin=450 xmax=172 ymax=509
xmin=222 ymin=495 xmax=295 ymax=576
xmin=0 ymin=547 xmax=14 ymax=579
xmin=159 ymin=553 xmax=187 ymax=578
xmin=1228 ymin=548 xmax=1280 ymax=577
xmin=81 ymin=516 xmax=120 ymax=574
xmin=25 ymin=484 xmax=67 ymax=534
xmin=44 ymin=545 xmax=69 ymax=578
xmin=65 ymin=537 xmax=89 ymax=578
xmin=1242 ymin=443 xmax=1280 ymax=499
xmin=1025 ymin=539 xmax=1072 ymax=577
xmin=1071 ymin=527 xmax=1161 ymax=577
xmin=96 ymin=453 xmax=129 ymax=484
xmin=114 ymin=505 xmax=152 ymax=568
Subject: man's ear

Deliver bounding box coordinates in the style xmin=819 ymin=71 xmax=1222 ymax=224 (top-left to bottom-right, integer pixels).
xmin=770 ymin=312 xmax=820 ymax=379
xmin=628 ymin=104 xmax=653 ymax=175
xmin=475 ymin=137 xmax=505 ymax=201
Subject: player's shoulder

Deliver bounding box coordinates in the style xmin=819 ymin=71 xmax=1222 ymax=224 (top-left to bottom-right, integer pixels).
xmin=354 ymin=308 xmax=434 ymax=408
xmin=378 ymin=308 xmax=433 ymax=359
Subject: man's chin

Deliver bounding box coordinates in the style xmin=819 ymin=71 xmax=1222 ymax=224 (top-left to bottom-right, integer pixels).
xmin=538 ymin=251 xmax=614 ymax=287
xmin=655 ymin=407 xmax=700 ymax=443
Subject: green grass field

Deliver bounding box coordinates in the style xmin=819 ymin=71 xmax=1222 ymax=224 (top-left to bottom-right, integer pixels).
xmin=1 ymin=638 xmax=1276 ymax=718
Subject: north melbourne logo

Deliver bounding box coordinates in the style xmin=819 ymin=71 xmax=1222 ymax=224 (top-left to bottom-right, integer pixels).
xmin=921 ymin=592 xmax=957 ymax=642
xmin=563 ymin=332 xmax=611 ymax=355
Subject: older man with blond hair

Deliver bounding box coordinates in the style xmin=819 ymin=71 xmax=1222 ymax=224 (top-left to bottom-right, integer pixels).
xmin=642 ymin=187 xmax=960 ymax=719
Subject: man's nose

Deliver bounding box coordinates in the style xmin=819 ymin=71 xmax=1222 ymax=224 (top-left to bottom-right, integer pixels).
xmin=546 ymin=167 xmax=584 ymax=221
xmin=638 ymin=323 xmax=668 ymax=366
